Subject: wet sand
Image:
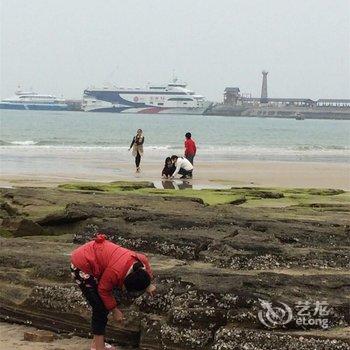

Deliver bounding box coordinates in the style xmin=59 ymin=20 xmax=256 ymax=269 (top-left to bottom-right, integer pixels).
xmin=1 ymin=160 xmax=349 ymax=190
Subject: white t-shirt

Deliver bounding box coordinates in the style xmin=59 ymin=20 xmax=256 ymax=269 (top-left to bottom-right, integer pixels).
xmin=173 ymin=157 xmax=193 ymax=177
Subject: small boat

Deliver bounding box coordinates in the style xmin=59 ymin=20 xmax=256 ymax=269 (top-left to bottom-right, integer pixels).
xmin=295 ymin=112 xmax=304 ymax=120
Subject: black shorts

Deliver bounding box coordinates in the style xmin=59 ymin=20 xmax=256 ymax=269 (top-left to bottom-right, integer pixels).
xmin=71 ymin=263 xmax=109 ymax=335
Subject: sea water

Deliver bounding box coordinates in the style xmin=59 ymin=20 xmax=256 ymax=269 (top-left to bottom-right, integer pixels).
xmin=0 ymin=110 xmax=349 ymax=177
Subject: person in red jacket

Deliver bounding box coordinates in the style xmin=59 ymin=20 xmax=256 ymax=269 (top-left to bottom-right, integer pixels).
xmin=70 ymin=234 xmax=156 ymax=350
xmin=184 ymin=132 xmax=197 ymax=165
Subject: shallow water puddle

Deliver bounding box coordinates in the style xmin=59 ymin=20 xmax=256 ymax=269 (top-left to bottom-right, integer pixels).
xmin=153 ymin=180 xmax=230 ymax=190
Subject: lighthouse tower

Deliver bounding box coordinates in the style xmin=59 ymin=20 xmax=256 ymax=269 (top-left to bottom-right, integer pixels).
xmin=260 ymin=70 xmax=268 ymax=104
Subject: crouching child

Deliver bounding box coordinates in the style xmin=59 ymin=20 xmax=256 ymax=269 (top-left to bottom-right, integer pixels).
xmin=162 ymin=157 xmax=176 ymax=178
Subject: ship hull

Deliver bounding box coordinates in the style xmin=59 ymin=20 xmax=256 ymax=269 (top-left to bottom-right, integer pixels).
xmin=86 ymin=105 xmax=211 ymax=115
xmin=0 ymin=103 xmax=69 ymax=111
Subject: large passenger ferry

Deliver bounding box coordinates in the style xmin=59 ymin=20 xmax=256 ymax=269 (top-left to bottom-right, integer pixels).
xmin=83 ymin=79 xmax=212 ymax=114
xmin=0 ymin=90 xmax=69 ymax=111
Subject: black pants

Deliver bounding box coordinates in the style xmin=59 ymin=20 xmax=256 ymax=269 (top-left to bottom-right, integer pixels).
xmin=178 ymin=168 xmax=193 ymax=177
xmin=186 ymin=155 xmax=194 ymax=165
xmin=135 ymin=152 xmax=141 ymax=167
xmin=71 ymin=265 xmax=109 ymax=335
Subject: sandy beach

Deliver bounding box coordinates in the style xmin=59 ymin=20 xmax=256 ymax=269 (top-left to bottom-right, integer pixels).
xmin=0 ymin=322 xmax=92 ymax=350
xmin=1 ymin=160 xmax=349 ymax=190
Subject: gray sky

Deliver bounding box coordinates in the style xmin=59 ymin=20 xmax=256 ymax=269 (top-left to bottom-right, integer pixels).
xmin=1 ymin=0 xmax=349 ymax=101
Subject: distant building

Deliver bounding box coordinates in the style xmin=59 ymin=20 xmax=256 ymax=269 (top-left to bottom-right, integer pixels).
xmin=316 ymin=99 xmax=350 ymax=107
xmin=261 ymin=98 xmax=316 ymax=107
xmin=224 ymin=87 xmax=240 ymax=104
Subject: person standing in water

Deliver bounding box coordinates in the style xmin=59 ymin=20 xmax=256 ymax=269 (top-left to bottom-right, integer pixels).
xmin=184 ymin=132 xmax=196 ymax=165
xmin=129 ymin=129 xmax=144 ymax=173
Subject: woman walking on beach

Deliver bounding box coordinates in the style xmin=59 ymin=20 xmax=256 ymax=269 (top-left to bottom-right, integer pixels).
xmin=70 ymin=233 xmax=156 ymax=350
xmin=129 ymin=129 xmax=144 ymax=173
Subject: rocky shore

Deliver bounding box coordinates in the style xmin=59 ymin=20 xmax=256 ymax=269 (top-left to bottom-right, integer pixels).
xmin=0 ymin=182 xmax=349 ymax=349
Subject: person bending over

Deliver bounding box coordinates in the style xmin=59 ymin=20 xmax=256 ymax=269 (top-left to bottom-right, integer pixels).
xmin=170 ymin=155 xmax=193 ymax=179
xmin=129 ymin=129 xmax=144 ymax=173
xmin=71 ymin=234 xmax=156 ymax=350
xmin=184 ymin=132 xmax=197 ymax=165
xmin=162 ymin=157 xmax=176 ymax=178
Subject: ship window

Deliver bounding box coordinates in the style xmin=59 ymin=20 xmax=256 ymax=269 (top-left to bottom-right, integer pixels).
xmin=158 ymin=103 xmax=164 ymax=106
xmin=168 ymin=97 xmax=193 ymax=101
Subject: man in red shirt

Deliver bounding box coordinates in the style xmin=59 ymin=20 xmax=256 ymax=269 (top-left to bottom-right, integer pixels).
xmin=71 ymin=234 xmax=156 ymax=350
xmin=184 ymin=132 xmax=197 ymax=165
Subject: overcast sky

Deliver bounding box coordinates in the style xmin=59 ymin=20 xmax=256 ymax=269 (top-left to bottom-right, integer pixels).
xmin=1 ymin=0 xmax=349 ymax=101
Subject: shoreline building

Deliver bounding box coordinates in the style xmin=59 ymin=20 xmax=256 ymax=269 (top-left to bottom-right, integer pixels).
xmin=223 ymin=72 xmax=350 ymax=108
xmin=224 ymin=87 xmax=240 ymax=105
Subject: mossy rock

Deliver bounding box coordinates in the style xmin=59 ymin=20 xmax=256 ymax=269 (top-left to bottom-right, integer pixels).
xmin=229 ymin=197 xmax=247 ymax=205
xmin=284 ymin=188 xmax=345 ymax=196
xmin=58 ymin=183 xmax=104 ymax=191
xmin=248 ymin=191 xmax=284 ymax=199
xmin=57 ymin=182 xmax=349 ymax=207
xmin=162 ymin=195 xmax=205 ymax=205
xmin=110 ymin=181 xmax=155 ymax=190
xmin=0 ymin=201 xmax=19 ymax=220
xmin=59 ymin=181 xmax=155 ymax=192
xmin=306 ymin=188 xmax=345 ymax=196
xmin=298 ymin=203 xmax=350 ymax=212
xmin=2 ymin=218 xmax=47 ymax=237
xmin=228 ymin=187 xmax=284 ymax=199
xmin=0 ymin=228 xmax=13 ymax=237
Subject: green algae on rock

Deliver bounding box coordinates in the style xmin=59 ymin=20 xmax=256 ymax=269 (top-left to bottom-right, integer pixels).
xmin=56 ymin=181 xmax=350 ymax=207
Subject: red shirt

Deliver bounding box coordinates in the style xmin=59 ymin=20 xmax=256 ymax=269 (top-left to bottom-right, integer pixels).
xmin=71 ymin=235 xmax=152 ymax=310
xmin=184 ymin=138 xmax=197 ymax=157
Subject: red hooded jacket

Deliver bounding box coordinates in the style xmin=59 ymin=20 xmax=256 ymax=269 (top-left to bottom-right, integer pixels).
xmin=71 ymin=234 xmax=153 ymax=311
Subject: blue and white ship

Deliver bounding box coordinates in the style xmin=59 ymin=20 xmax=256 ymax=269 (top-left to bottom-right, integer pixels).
xmin=83 ymin=79 xmax=212 ymax=114
xmin=0 ymin=90 xmax=69 ymax=111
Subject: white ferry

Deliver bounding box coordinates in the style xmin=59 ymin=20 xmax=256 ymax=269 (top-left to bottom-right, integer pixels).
xmin=0 ymin=90 xmax=69 ymax=111
xmin=83 ymin=79 xmax=212 ymax=114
